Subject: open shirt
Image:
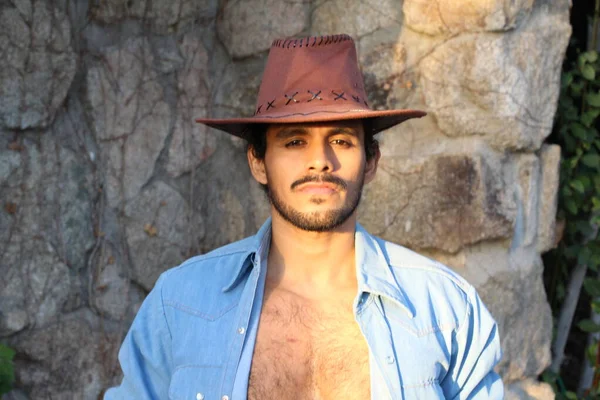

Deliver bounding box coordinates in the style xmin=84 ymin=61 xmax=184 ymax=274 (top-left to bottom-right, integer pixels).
xmin=105 ymin=218 xmax=503 ymax=399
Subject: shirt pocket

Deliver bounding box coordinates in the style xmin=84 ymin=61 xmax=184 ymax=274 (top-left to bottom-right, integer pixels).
xmin=169 ymin=365 xmax=223 ymax=400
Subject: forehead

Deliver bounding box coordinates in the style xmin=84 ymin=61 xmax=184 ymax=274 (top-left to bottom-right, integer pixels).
xmin=266 ymin=120 xmax=364 ymax=136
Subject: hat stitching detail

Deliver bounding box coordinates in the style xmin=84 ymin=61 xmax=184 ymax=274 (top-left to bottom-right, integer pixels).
xmin=255 ymin=90 xmax=365 ymax=113
xmin=285 ymin=92 xmax=299 ymax=105
xmin=332 ymin=90 xmax=347 ymax=101
xmin=308 ymin=90 xmax=323 ymax=102
xmin=270 ymin=34 xmax=351 ymax=49
xmin=245 ymin=109 xmax=374 ymax=119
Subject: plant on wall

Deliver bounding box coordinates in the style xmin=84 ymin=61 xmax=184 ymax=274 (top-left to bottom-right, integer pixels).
xmin=0 ymin=343 xmax=15 ymax=395
xmin=544 ymin=1 xmax=600 ymax=398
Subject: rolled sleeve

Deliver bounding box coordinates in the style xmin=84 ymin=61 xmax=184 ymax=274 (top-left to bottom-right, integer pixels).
xmin=441 ymin=286 xmax=504 ymax=399
xmin=104 ymin=273 xmax=173 ymax=399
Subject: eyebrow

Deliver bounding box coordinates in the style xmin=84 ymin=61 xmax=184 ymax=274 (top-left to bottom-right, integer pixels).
xmin=274 ymin=126 xmax=359 ymax=140
xmin=275 ymin=127 xmax=309 ymax=140
xmin=328 ymin=127 xmax=359 ymax=137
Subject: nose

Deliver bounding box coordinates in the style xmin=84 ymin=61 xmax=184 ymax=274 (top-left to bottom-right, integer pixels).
xmin=305 ymin=141 xmax=334 ymax=173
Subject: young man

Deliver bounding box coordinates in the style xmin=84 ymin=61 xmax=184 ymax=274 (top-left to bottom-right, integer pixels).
xmin=105 ymin=34 xmax=503 ymax=399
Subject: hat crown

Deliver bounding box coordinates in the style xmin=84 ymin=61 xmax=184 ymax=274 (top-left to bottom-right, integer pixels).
xmin=194 ymin=33 xmax=426 ymax=137
xmin=253 ymin=34 xmax=370 ymax=118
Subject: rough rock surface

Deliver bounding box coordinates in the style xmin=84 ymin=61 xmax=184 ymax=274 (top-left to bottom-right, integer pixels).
xmin=124 ymin=181 xmax=199 ymax=291
xmin=166 ymin=33 xmax=216 ymax=177
xmin=89 ymin=0 xmax=217 ymax=34
xmin=86 ymin=37 xmax=171 ymax=207
xmin=217 ymin=0 xmax=310 ymax=59
xmin=0 ymin=0 xmax=77 ymax=129
xmin=311 ymin=0 xmax=402 ymax=38
xmin=9 ymin=309 xmax=120 ymax=399
xmin=0 ymin=0 xmax=571 ymax=398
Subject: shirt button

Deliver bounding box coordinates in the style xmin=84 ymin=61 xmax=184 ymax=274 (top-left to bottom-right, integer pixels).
xmin=196 ymin=393 xmax=204 ymax=400
xmin=222 ymin=396 xmax=230 ymax=400
xmin=386 ymin=355 xmax=395 ymax=364
xmin=238 ymin=327 xmax=245 ymax=334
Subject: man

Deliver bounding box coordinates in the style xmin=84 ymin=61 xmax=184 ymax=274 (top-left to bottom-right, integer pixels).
xmin=105 ymin=34 xmax=503 ymax=399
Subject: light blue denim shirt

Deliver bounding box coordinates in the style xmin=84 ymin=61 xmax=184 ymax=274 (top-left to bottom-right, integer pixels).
xmin=105 ymin=218 xmax=503 ymax=399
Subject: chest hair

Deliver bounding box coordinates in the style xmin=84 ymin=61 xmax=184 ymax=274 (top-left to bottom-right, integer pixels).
xmin=248 ymin=288 xmax=371 ymax=400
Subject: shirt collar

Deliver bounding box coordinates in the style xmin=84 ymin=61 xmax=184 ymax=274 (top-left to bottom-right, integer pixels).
xmin=354 ymin=223 xmax=415 ymax=318
xmin=223 ymin=218 xmax=415 ymax=318
xmin=221 ymin=218 xmax=272 ymax=292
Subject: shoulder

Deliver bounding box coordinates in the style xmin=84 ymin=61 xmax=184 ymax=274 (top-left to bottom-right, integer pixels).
xmin=374 ymin=236 xmax=480 ymax=325
xmin=376 ymin=236 xmax=471 ymax=292
xmin=155 ymin=235 xmax=256 ymax=301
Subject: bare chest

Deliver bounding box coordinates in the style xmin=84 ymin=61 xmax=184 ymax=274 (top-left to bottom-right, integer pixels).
xmin=248 ymin=290 xmax=371 ymax=400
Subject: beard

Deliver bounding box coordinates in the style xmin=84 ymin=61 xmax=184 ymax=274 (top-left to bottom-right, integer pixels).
xmin=266 ymin=172 xmax=365 ymax=232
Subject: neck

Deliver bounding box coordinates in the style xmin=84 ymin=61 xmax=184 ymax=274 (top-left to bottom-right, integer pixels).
xmin=267 ymin=210 xmax=358 ymax=299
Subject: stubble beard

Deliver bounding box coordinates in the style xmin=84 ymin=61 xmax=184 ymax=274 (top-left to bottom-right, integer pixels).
xmin=266 ymin=172 xmax=365 ymax=232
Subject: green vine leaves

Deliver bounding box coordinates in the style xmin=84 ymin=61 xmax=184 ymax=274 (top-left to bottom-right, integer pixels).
xmin=557 ymin=50 xmax=600 ymax=283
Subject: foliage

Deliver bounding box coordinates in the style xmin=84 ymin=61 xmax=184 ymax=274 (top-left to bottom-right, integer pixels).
xmin=0 ymin=343 xmax=15 ymax=395
xmin=545 ymin=31 xmax=600 ymax=399
xmin=552 ymin=48 xmax=600 ymax=274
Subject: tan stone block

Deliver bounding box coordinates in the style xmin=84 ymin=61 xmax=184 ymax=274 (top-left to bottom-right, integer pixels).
xmin=537 ymin=145 xmax=561 ymax=253
xmin=404 ymin=0 xmax=535 ymax=35
xmin=217 ymin=0 xmax=310 ymax=59
xmin=418 ymin=7 xmax=571 ymax=151
xmin=505 ymin=378 xmax=555 ymax=400
xmin=360 ymin=142 xmax=516 ymax=253
xmin=515 ymin=153 xmax=541 ymax=248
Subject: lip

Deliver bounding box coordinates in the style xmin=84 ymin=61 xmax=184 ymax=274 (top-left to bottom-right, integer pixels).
xmin=296 ymin=183 xmax=339 ymax=195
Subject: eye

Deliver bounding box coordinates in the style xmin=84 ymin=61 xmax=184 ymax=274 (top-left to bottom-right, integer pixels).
xmin=331 ymin=138 xmax=352 ymax=147
xmin=285 ymin=139 xmax=305 ymax=147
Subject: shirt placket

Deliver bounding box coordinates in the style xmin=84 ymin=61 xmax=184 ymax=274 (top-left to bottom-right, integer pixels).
xmin=356 ymin=294 xmax=404 ymax=400
xmin=219 ymin=255 xmax=263 ymax=400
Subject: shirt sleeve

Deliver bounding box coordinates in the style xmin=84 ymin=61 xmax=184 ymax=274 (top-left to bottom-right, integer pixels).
xmin=440 ymin=285 xmax=504 ymax=399
xmin=104 ymin=273 xmax=173 ymax=400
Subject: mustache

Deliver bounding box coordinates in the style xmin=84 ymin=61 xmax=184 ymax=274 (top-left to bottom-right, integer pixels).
xmin=290 ymin=174 xmax=348 ymax=191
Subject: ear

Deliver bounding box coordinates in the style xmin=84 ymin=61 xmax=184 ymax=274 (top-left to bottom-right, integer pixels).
xmin=364 ymin=146 xmax=380 ymax=185
xmin=247 ymin=146 xmax=268 ymax=185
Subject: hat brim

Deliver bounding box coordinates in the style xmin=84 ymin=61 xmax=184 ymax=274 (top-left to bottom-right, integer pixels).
xmin=195 ymin=109 xmax=426 ymax=138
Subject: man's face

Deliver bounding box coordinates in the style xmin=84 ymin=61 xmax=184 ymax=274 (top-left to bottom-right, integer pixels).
xmin=247 ymin=120 xmax=380 ymax=232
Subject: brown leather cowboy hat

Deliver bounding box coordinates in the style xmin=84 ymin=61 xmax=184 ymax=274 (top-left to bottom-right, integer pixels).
xmin=195 ymin=34 xmax=426 ymax=137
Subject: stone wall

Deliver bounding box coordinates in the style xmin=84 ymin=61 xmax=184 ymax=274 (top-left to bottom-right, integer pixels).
xmin=0 ymin=0 xmax=570 ymax=398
